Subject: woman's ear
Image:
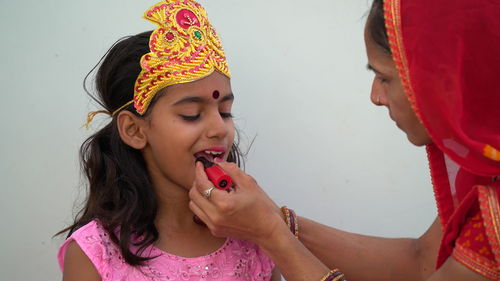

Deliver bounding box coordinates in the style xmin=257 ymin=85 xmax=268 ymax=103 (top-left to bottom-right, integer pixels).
xmin=116 ymin=111 xmax=147 ymax=149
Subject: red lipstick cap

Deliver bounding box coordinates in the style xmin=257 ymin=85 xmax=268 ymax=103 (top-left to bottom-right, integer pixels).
xmin=196 ymin=157 xmax=232 ymax=190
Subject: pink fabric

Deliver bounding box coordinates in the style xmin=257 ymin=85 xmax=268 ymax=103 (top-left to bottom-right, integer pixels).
xmin=58 ymin=221 xmax=274 ymax=281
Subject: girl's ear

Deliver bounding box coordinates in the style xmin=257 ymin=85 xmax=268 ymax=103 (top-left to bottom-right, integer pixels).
xmin=116 ymin=111 xmax=147 ymax=149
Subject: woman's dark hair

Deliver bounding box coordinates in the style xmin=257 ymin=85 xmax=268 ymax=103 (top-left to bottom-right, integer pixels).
xmin=367 ymin=0 xmax=391 ymax=54
xmin=57 ymin=31 xmax=242 ymax=265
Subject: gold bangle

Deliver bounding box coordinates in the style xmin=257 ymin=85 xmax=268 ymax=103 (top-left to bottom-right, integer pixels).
xmin=332 ymin=274 xmax=345 ymax=281
xmin=320 ymin=269 xmax=346 ymax=281
xmin=319 ymin=269 xmax=337 ymax=281
xmin=280 ymin=206 xmax=299 ymax=238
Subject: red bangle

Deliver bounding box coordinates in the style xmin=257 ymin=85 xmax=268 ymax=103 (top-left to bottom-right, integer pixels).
xmin=281 ymin=206 xmax=299 ymax=238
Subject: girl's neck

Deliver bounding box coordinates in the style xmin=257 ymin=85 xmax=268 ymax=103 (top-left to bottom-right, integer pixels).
xmin=145 ymin=159 xmax=195 ymax=228
xmin=154 ymin=182 xmax=195 ymax=230
xmin=152 ymin=180 xmax=227 ymax=258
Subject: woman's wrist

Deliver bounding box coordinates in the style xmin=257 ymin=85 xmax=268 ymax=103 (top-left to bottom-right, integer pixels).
xmin=254 ymin=205 xmax=298 ymax=248
xmin=254 ymin=210 xmax=295 ymax=251
xmin=257 ymin=220 xmax=347 ymax=281
xmin=277 ymin=207 xmax=348 ymax=281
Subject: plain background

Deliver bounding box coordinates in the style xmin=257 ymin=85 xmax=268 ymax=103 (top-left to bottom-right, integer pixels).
xmin=0 ymin=0 xmax=436 ymax=280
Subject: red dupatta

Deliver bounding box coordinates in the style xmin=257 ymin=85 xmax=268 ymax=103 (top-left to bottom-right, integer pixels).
xmin=383 ymin=0 xmax=500 ymax=278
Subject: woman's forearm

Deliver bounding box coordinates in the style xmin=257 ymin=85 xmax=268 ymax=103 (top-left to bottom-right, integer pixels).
xmin=257 ymin=221 xmax=331 ymax=281
xmin=298 ymin=217 xmax=441 ymax=281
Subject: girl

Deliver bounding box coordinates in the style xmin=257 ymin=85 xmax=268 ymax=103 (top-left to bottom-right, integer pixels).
xmin=57 ymin=1 xmax=278 ymax=280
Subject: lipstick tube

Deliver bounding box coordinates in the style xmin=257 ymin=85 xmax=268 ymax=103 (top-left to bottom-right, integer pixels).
xmin=196 ymin=157 xmax=233 ymax=191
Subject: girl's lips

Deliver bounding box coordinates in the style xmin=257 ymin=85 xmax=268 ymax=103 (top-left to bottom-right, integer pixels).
xmin=194 ymin=147 xmax=227 ymax=162
xmin=194 ymin=152 xmax=215 ymax=162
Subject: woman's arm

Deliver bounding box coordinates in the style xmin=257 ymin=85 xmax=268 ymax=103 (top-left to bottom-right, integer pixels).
xmin=62 ymin=241 xmax=101 ymax=281
xmin=260 ymin=224 xmax=330 ymax=281
xmin=299 ymin=217 xmax=441 ymax=281
xmin=291 ymin=217 xmax=489 ymax=281
xmin=189 ymin=162 xmax=491 ymax=281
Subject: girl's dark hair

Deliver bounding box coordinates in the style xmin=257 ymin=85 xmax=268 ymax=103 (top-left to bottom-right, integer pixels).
xmin=367 ymin=0 xmax=391 ymax=54
xmin=57 ymin=31 xmax=242 ymax=265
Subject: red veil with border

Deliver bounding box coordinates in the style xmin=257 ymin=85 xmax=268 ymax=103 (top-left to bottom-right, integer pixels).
xmin=383 ymin=0 xmax=500 ymax=279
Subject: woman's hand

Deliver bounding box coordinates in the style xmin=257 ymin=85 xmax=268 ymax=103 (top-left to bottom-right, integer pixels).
xmin=189 ymin=162 xmax=334 ymax=281
xmin=188 ymin=161 xmax=285 ymax=244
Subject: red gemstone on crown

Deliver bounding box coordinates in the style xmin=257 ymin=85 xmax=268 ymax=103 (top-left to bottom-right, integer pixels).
xmin=176 ymin=9 xmax=200 ymax=29
xmin=165 ymin=32 xmax=175 ymax=42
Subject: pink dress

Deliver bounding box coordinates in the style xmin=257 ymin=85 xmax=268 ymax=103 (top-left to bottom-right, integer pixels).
xmin=58 ymin=221 xmax=274 ymax=281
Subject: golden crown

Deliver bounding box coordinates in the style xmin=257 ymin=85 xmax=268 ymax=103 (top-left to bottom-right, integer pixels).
xmin=118 ymin=0 xmax=231 ymax=115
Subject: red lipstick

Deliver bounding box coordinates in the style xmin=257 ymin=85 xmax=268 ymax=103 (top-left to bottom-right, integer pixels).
xmin=196 ymin=157 xmax=232 ymax=191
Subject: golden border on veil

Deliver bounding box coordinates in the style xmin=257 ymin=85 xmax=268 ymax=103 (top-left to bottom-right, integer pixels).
xmin=383 ymin=0 xmax=422 ymax=122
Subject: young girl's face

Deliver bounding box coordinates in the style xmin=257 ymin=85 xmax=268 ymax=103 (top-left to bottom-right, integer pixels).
xmin=141 ymin=71 xmax=235 ymax=192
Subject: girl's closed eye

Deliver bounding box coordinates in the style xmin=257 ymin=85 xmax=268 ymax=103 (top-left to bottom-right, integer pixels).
xmin=180 ymin=113 xmax=201 ymax=121
xmin=177 ymin=104 xmax=202 ymax=121
xmin=219 ymin=101 xmax=233 ymax=119
xmin=180 ymin=111 xmax=233 ymax=122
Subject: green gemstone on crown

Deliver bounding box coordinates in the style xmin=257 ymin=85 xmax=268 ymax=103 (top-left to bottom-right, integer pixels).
xmin=194 ymin=31 xmax=202 ymax=39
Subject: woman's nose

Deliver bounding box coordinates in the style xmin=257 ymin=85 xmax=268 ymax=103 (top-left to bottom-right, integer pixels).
xmin=370 ymin=79 xmax=385 ymax=106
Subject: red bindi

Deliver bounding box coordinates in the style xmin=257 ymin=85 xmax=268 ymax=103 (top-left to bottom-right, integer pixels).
xmin=212 ymin=90 xmax=220 ymax=99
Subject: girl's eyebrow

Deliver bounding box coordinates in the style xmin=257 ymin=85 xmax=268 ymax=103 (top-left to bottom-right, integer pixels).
xmin=220 ymin=93 xmax=234 ymax=102
xmin=173 ymin=93 xmax=234 ymax=106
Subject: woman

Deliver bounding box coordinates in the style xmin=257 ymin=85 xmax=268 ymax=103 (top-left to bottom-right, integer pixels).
xmin=189 ymin=0 xmax=500 ymax=280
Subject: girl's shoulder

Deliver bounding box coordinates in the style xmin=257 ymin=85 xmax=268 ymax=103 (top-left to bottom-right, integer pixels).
xmin=58 ymin=220 xmax=126 ymax=278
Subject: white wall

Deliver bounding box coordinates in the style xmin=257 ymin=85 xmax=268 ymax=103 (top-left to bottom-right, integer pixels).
xmin=0 ymin=0 xmax=436 ymax=280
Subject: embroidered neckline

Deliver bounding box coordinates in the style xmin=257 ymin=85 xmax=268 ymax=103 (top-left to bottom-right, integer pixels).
xmin=148 ymin=237 xmax=234 ymax=262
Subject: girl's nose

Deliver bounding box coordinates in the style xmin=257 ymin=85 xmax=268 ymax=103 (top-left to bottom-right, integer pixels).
xmin=206 ymin=112 xmax=229 ymax=139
